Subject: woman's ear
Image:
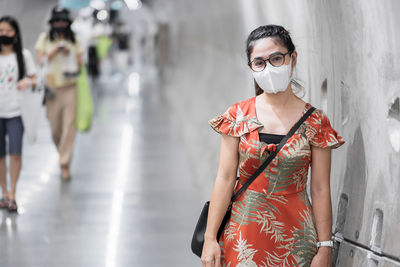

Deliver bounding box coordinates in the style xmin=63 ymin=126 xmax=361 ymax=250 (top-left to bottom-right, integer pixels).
xmin=290 ymin=51 xmax=297 ymax=77
xmin=291 ymin=51 xmax=297 ymax=68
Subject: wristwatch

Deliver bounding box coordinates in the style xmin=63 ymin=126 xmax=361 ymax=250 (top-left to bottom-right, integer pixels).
xmin=317 ymin=240 xmax=334 ymax=248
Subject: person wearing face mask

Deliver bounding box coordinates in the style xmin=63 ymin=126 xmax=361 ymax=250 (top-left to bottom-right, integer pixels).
xmin=0 ymin=16 xmax=37 ymax=212
xmin=35 ymin=6 xmax=83 ymax=181
xmin=201 ymin=25 xmax=345 ymax=267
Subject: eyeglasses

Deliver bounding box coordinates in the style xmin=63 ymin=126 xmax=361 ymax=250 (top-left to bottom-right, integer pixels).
xmin=248 ymin=51 xmax=291 ymax=72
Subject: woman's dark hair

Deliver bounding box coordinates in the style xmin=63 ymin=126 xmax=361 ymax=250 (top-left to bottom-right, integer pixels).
xmin=246 ymin=24 xmax=303 ymax=96
xmin=48 ymin=7 xmax=76 ymax=43
xmin=0 ymin=16 xmax=26 ymax=80
xmin=48 ymin=22 xmax=76 ymax=43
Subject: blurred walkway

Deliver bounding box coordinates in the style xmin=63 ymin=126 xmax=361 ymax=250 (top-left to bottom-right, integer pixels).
xmin=0 ymin=61 xmax=200 ymax=267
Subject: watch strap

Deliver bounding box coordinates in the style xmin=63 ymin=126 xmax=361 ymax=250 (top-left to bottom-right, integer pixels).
xmin=317 ymin=240 xmax=334 ymax=248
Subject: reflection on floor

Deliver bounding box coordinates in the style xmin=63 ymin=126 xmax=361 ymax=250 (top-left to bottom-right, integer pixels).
xmin=0 ymin=62 xmax=200 ymax=267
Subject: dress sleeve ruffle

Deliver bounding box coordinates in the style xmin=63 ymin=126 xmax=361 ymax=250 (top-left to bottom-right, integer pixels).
xmin=310 ymin=110 xmax=345 ymax=149
xmin=208 ymin=104 xmax=262 ymax=137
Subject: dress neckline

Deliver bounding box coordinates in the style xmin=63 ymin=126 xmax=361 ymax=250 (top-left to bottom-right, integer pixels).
xmin=252 ymin=96 xmax=311 ymax=136
xmin=259 ymin=132 xmax=286 ymax=137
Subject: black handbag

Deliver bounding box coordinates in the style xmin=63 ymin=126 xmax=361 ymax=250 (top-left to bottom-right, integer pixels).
xmin=191 ymin=106 xmax=316 ymax=258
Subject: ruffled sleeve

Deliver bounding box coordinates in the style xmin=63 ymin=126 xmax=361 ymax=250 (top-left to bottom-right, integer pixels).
xmin=309 ymin=110 xmax=345 ymax=149
xmin=208 ymin=103 xmax=263 ymax=137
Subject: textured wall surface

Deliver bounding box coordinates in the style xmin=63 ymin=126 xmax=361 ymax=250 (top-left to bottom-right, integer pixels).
xmin=147 ymin=0 xmax=400 ymax=265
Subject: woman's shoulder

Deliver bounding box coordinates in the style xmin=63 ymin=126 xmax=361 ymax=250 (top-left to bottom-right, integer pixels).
xmin=209 ymin=96 xmax=261 ymax=137
xmin=308 ymin=106 xmax=328 ymax=122
xmin=307 ymin=107 xmax=345 ymax=149
xmin=227 ymin=96 xmax=255 ymax=115
xmin=35 ymin=32 xmax=50 ymax=50
xmin=37 ymin=32 xmax=49 ymax=42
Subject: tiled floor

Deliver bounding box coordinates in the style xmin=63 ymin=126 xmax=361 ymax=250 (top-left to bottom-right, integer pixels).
xmin=0 ymin=64 xmax=201 ymax=267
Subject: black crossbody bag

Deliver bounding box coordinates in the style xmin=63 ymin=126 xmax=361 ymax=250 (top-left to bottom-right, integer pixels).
xmin=191 ymin=106 xmax=316 ymax=258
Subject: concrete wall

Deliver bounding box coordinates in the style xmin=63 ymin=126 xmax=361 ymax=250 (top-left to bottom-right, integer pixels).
xmin=148 ymin=0 xmax=400 ymax=265
xmin=0 ymin=0 xmax=58 ymax=52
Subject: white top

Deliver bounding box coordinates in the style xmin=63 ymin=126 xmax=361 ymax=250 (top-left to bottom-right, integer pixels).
xmin=35 ymin=33 xmax=82 ymax=88
xmin=0 ymin=49 xmax=36 ymax=118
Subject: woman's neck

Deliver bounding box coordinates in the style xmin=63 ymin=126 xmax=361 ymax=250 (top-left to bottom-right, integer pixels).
xmin=0 ymin=45 xmax=14 ymax=55
xmin=259 ymin=85 xmax=297 ymax=109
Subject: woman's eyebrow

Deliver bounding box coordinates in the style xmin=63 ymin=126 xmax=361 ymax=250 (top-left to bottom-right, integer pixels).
xmin=252 ymin=51 xmax=282 ymax=60
xmin=267 ymin=51 xmax=285 ymax=57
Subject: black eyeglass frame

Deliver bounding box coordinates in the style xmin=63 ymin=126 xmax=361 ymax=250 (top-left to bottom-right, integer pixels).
xmin=248 ymin=51 xmax=293 ymax=72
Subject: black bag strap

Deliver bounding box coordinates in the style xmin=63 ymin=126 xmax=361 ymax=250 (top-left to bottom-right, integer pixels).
xmin=231 ymin=106 xmax=316 ymax=202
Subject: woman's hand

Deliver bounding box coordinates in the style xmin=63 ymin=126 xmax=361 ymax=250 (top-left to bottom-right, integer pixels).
xmin=59 ymin=46 xmax=70 ymax=55
xmin=49 ymin=46 xmax=69 ymax=60
xmin=201 ymin=238 xmax=222 ymax=267
xmin=310 ymin=247 xmax=332 ymax=267
xmin=48 ymin=47 xmax=59 ymax=60
xmin=17 ymin=78 xmax=31 ymax=90
xmin=51 ymin=46 xmax=61 ymax=56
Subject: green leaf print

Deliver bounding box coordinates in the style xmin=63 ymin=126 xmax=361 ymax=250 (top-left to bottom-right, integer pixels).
xmin=298 ymin=190 xmax=312 ymax=208
xmin=224 ymin=221 xmax=238 ymax=241
xmin=261 ymin=250 xmax=293 ymax=267
xmin=268 ymin=150 xmax=310 ymax=193
xmin=233 ymin=232 xmax=258 ymax=266
xmin=271 ymin=209 xmax=317 ymax=267
xmin=230 ymin=189 xmax=317 ymax=266
xmin=254 ymin=210 xmax=287 ymax=242
xmin=231 ymin=189 xmax=289 ymax=243
xmin=288 ymin=210 xmax=318 ymax=266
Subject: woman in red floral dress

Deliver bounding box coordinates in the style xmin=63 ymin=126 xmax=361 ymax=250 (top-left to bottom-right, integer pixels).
xmin=201 ymin=25 xmax=344 ymax=267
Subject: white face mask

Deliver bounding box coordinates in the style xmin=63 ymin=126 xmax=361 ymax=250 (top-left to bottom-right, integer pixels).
xmin=252 ymin=57 xmax=293 ymax=94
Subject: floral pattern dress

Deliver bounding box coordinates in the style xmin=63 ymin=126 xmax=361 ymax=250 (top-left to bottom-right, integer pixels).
xmin=208 ymin=97 xmax=345 ymax=267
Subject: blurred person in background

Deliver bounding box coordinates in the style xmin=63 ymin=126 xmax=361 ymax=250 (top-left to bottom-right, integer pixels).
xmin=35 ymin=6 xmax=83 ymax=181
xmin=0 ymin=16 xmax=37 ymax=212
xmin=87 ymin=13 xmax=113 ymax=78
xmin=112 ymin=20 xmax=131 ymax=72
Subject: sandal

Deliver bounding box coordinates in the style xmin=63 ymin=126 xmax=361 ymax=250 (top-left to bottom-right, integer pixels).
xmin=8 ymin=200 xmax=18 ymax=212
xmin=0 ymin=198 xmax=9 ymax=209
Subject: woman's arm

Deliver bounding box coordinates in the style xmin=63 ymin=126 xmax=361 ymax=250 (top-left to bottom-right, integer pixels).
xmin=36 ymin=48 xmax=60 ymax=63
xmin=76 ymin=53 xmax=83 ymax=68
xmin=310 ymin=146 xmax=333 ymax=266
xmin=28 ymin=75 xmax=37 ymax=90
xmin=36 ymin=51 xmax=46 ymax=65
xmin=17 ymin=75 xmax=37 ymax=91
xmin=202 ymin=134 xmax=239 ymax=266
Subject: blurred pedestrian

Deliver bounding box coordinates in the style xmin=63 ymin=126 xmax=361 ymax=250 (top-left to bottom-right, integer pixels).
xmin=112 ymin=20 xmax=131 ymax=71
xmin=35 ymin=6 xmax=83 ymax=180
xmin=0 ymin=16 xmax=37 ymax=212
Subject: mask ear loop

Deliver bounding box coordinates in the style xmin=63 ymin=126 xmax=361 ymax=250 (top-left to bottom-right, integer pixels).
xmin=291 ymin=65 xmax=296 ymax=80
